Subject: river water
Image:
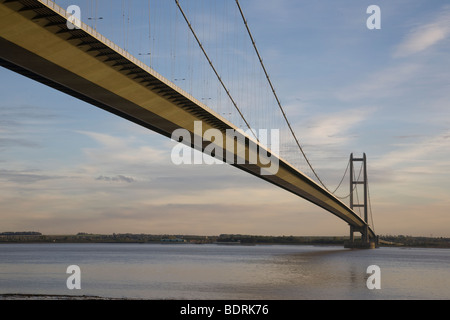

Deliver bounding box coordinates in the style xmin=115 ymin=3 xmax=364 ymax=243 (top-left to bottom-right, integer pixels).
xmin=0 ymin=243 xmax=449 ymax=300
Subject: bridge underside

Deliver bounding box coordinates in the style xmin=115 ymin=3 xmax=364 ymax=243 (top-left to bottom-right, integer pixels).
xmin=0 ymin=0 xmax=376 ymax=243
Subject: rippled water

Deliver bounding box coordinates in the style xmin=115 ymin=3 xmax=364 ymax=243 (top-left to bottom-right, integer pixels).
xmin=0 ymin=243 xmax=449 ymax=299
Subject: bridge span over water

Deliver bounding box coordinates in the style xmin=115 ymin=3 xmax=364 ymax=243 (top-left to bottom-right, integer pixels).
xmin=0 ymin=0 xmax=377 ymax=247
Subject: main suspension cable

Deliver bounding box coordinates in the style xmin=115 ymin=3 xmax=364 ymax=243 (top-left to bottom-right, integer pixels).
xmin=335 ymin=159 xmax=363 ymax=200
xmin=330 ymin=158 xmax=350 ymax=195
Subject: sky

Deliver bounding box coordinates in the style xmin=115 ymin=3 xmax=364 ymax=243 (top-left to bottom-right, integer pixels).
xmin=1 ymin=0 xmax=450 ymax=237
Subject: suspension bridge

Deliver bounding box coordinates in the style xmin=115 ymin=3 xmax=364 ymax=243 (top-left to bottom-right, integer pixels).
xmin=0 ymin=0 xmax=378 ymax=248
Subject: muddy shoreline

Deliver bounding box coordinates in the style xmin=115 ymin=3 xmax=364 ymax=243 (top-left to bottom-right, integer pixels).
xmin=0 ymin=293 xmax=127 ymax=300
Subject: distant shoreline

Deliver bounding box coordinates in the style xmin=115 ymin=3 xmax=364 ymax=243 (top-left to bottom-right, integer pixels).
xmin=1 ymin=233 xmax=450 ymax=248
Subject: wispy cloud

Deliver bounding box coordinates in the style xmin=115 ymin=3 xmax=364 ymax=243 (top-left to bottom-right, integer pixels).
xmin=374 ymin=130 xmax=450 ymax=170
xmin=0 ymin=104 xmax=59 ymax=151
xmin=96 ymin=175 xmax=135 ymax=183
xmin=336 ymin=63 xmax=421 ymax=102
xmin=0 ymin=169 xmax=66 ymax=184
xmin=0 ymin=138 xmax=40 ymax=149
xmin=393 ymin=5 xmax=450 ymax=58
xmin=77 ymin=131 xmax=167 ymax=170
xmin=297 ymin=108 xmax=373 ymax=148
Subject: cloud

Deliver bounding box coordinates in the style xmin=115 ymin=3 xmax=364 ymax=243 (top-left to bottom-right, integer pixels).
xmin=335 ymin=6 xmax=450 ymax=104
xmin=395 ymin=25 xmax=446 ymax=57
xmin=96 ymin=175 xmax=135 ymax=183
xmin=0 ymin=138 xmax=40 ymax=149
xmin=393 ymin=6 xmax=450 ymax=58
xmin=77 ymin=131 xmax=128 ymax=149
xmin=0 ymin=169 xmax=66 ymax=184
xmin=370 ymin=130 xmax=450 ymax=209
xmin=336 ymin=63 xmax=421 ymax=102
xmin=0 ymin=104 xmax=59 ymax=150
xmin=77 ymin=131 xmax=168 ymax=174
xmin=374 ymin=130 xmax=450 ymax=170
xmin=293 ymin=108 xmax=373 ymax=151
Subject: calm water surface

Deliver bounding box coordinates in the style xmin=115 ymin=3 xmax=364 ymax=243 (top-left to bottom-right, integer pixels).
xmin=0 ymin=243 xmax=449 ymax=299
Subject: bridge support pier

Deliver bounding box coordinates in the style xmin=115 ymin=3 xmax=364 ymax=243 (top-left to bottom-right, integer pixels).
xmin=345 ymin=224 xmax=377 ymax=249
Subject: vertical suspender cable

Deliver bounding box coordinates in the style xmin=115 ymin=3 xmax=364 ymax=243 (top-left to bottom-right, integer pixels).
xmin=235 ymin=0 xmax=331 ymax=191
xmin=367 ymin=177 xmax=375 ymax=232
xmin=174 ymin=0 xmax=258 ymax=141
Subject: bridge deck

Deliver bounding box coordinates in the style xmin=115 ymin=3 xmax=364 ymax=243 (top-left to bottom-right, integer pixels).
xmin=0 ymin=0 xmax=375 ymax=240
